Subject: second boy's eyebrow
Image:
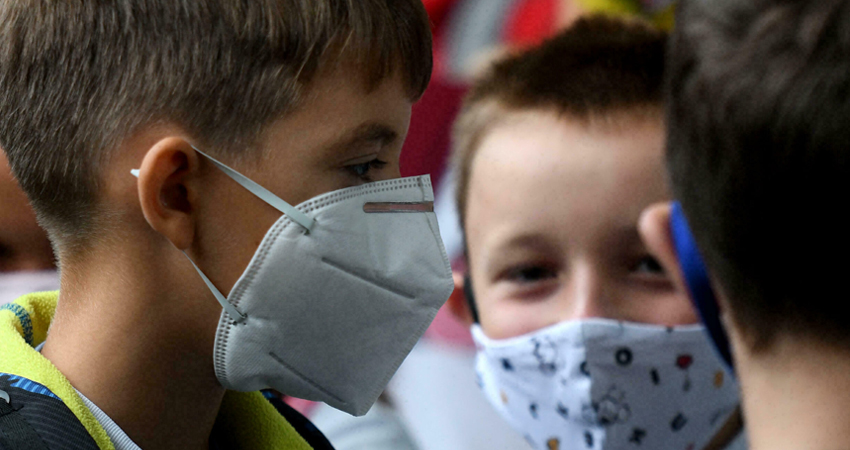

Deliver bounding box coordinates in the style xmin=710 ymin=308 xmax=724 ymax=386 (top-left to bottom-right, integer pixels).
xmin=326 ymin=123 xmax=398 ymax=159
xmin=492 ymin=233 xmax=557 ymax=254
xmin=609 ymin=226 xmax=646 ymax=249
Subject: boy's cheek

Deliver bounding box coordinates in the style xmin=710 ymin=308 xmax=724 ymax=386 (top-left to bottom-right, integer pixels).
xmin=477 ymin=294 xmax=558 ymax=339
xmin=476 ymin=284 xmax=699 ymax=339
xmin=621 ymin=290 xmax=700 ymax=326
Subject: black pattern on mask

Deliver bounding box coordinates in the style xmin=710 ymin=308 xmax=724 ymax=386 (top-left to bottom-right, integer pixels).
xmin=582 ymin=386 xmax=631 ymax=426
xmin=579 ymin=361 xmax=590 ymax=377
xmin=556 ymin=402 xmax=569 ymax=419
xmin=629 ymin=428 xmax=647 ymax=445
xmin=584 ymin=431 xmax=594 ymax=448
xmin=532 ymin=337 xmax=559 ymax=376
xmin=615 ymin=347 xmax=633 ymax=366
xmin=671 ymin=412 xmax=688 ymax=431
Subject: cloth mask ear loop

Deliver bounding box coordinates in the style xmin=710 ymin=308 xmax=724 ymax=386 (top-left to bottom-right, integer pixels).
xmin=463 ymin=273 xmax=481 ymax=323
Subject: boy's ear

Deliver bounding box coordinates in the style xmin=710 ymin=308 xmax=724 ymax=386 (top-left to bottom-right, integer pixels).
xmin=447 ymin=271 xmax=474 ymax=325
xmin=135 ymin=138 xmax=200 ymax=250
xmin=639 ymin=202 xmax=690 ymax=299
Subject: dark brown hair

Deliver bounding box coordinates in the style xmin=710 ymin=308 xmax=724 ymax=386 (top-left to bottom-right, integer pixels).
xmin=0 ymin=0 xmax=432 ymax=250
xmin=452 ymin=15 xmax=666 ymax=231
xmin=667 ymin=0 xmax=850 ymax=350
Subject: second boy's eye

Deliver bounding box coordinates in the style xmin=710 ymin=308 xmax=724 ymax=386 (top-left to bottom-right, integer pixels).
xmin=632 ymin=256 xmax=665 ymax=275
xmin=505 ymin=265 xmax=557 ymax=284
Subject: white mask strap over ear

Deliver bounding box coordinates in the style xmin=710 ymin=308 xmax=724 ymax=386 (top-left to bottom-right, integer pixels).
xmin=129 ymin=144 xmax=317 ymax=322
xmin=190 ymin=146 xmax=315 ymax=232
xmin=130 ymin=147 xmax=316 ymax=232
xmin=181 ymin=251 xmax=247 ymax=322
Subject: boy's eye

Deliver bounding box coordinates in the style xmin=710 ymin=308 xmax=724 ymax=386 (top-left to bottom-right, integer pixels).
xmin=504 ymin=265 xmax=557 ymax=284
xmin=345 ymin=159 xmax=388 ymax=182
xmin=632 ymin=256 xmax=665 ymax=275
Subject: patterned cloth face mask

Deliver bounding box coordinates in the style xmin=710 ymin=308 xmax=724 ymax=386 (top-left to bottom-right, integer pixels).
xmin=472 ymin=319 xmax=740 ymax=450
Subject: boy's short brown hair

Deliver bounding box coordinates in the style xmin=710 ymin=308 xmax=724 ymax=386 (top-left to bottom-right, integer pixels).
xmin=0 ymin=0 xmax=432 ymax=251
xmin=667 ymin=0 xmax=850 ymax=351
xmin=452 ymin=15 xmax=666 ymax=231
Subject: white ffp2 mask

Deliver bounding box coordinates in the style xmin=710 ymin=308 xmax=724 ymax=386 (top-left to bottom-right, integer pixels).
xmin=132 ymin=148 xmax=454 ymax=416
xmin=472 ymin=319 xmax=740 ymax=450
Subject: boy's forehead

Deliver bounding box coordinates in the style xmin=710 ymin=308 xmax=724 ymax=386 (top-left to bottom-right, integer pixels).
xmin=466 ymin=110 xmax=667 ymax=243
xmin=257 ymin=68 xmax=412 ymax=158
xmin=471 ymin=110 xmax=665 ymax=186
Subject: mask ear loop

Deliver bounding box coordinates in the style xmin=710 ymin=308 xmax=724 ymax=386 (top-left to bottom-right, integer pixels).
xmin=463 ymin=273 xmax=481 ymax=324
xmin=182 ymin=252 xmax=247 ymax=323
xmin=130 ymin=145 xmax=316 ymax=323
xmin=190 ymin=146 xmax=315 ymax=232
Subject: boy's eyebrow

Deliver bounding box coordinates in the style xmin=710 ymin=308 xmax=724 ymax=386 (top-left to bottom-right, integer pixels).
xmin=493 ymin=234 xmax=557 ymax=254
xmin=608 ymin=226 xmax=653 ymax=253
xmin=325 ymin=122 xmax=398 ymax=157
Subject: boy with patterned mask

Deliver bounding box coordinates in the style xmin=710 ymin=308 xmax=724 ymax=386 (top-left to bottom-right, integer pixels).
xmin=447 ymin=16 xmax=744 ymax=450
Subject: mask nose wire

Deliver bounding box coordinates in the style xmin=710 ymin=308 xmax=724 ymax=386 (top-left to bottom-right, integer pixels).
xmin=129 ymin=145 xmax=316 ymax=322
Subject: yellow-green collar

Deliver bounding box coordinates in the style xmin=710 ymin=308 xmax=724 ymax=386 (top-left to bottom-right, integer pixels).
xmin=0 ymin=292 xmax=312 ymax=450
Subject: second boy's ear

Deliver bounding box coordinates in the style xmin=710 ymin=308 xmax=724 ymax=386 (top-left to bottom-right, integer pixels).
xmin=639 ymin=202 xmax=691 ymax=302
xmin=447 ymin=271 xmax=475 ymax=325
xmin=135 ymin=138 xmax=201 ymax=250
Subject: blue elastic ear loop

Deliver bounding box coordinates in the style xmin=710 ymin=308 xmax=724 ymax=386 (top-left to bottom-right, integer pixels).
xmin=670 ymin=202 xmax=735 ymax=373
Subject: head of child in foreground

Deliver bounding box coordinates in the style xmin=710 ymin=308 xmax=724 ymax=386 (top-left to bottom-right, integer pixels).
xmin=0 ymin=0 xmax=445 ymax=418
xmin=635 ymin=1 xmax=850 ymax=448
xmin=450 ymin=16 xmax=695 ymax=338
xmin=0 ymin=1 xmax=431 ymax=267
xmin=638 ymin=3 xmax=850 ymax=445
xmin=0 ymin=0 xmax=432 ymax=307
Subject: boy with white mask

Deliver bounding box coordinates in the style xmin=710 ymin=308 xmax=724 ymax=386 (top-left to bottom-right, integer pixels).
xmin=0 ymin=1 xmax=451 ymax=449
xmin=447 ymin=16 xmax=745 ymax=450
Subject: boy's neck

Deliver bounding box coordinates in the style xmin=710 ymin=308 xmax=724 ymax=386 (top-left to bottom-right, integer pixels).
xmin=41 ymin=239 xmax=226 ymax=450
xmin=736 ymin=333 xmax=850 ymax=450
